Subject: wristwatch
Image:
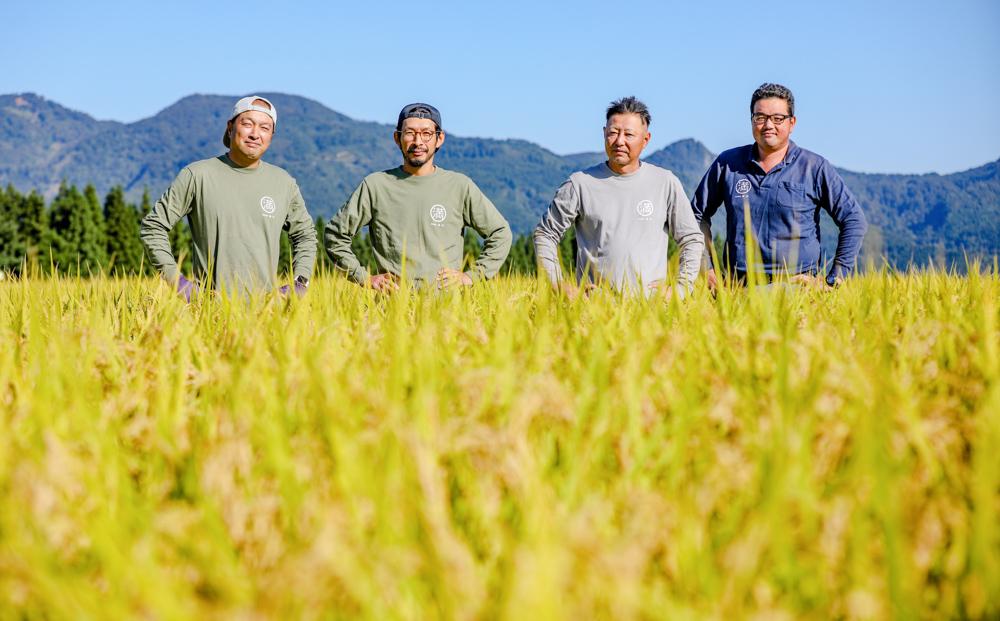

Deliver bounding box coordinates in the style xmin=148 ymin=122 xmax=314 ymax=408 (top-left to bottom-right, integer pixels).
xmin=295 ymin=275 xmax=310 ymax=288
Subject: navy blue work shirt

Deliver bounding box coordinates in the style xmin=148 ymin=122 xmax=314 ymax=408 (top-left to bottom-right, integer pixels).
xmin=691 ymin=142 xmax=867 ymax=285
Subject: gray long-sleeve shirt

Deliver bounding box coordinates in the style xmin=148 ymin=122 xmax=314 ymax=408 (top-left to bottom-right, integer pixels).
xmin=533 ymin=162 xmax=704 ymax=292
xmin=325 ymin=166 xmax=512 ymax=284
xmin=140 ymin=154 xmax=317 ymax=293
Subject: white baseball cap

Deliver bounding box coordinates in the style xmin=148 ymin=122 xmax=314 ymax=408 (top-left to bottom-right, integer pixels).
xmin=223 ymin=95 xmax=277 ymax=147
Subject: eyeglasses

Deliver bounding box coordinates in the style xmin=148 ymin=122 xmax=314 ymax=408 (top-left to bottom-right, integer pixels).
xmin=398 ymin=129 xmax=439 ymax=143
xmin=605 ymin=129 xmax=641 ymax=141
xmin=751 ymin=113 xmax=793 ymax=126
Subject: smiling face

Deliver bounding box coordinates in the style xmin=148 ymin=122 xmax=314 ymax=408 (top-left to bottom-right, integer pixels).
xmin=604 ymin=112 xmax=650 ymax=174
xmin=227 ymin=109 xmax=274 ymax=167
xmin=751 ymin=97 xmax=796 ymax=156
xmin=394 ymin=117 xmax=444 ymax=173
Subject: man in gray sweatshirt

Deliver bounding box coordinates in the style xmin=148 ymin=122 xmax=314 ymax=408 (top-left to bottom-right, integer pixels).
xmin=533 ymin=96 xmax=704 ymax=297
xmin=140 ymin=95 xmax=317 ymax=299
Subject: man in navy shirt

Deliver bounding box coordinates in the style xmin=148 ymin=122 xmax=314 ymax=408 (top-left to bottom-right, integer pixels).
xmin=691 ymin=83 xmax=867 ymax=287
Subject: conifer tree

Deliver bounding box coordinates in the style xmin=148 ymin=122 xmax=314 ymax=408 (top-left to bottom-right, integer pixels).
xmin=313 ymin=216 xmax=330 ymax=275
xmin=139 ymin=189 xmax=152 ymax=219
xmin=104 ymin=186 xmax=144 ymax=275
xmin=19 ymin=191 xmax=49 ymax=255
xmin=46 ymin=182 xmax=107 ymax=273
xmin=501 ymin=233 xmax=537 ymax=276
xmin=0 ymin=186 xmax=24 ymax=272
xmin=80 ymin=185 xmax=109 ymax=270
xmin=49 ymin=182 xmax=108 ymax=273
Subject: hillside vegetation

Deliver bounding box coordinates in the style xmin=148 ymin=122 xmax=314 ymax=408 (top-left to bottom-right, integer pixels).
xmin=2 ymin=93 xmax=997 ymax=267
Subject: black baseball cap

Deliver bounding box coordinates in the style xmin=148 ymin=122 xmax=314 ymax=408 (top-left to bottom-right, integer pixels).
xmin=396 ymin=103 xmax=442 ymax=131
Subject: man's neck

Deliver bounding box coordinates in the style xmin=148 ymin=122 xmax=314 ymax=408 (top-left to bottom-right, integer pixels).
xmin=228 ymin=150 xmax=261 ymax=169
xmin=401 ymin=161 xmax=437 ymax=177
xmin=754 ymin=143 xmax=789 ymax=173
xmin=607 ymin=160 xmax=641 ymax=175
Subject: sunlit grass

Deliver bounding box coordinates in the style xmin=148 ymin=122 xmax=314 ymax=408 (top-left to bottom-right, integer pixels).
xmin=0 ymin=270 xmax=997 ymax=620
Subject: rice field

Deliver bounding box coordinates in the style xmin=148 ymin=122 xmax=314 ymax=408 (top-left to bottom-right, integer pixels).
xmin=0 ymin=270 xmax=998 ymax=620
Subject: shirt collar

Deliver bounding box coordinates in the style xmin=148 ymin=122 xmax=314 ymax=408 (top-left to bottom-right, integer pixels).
xmin=748 ymin=141 xmax=800 ymax=171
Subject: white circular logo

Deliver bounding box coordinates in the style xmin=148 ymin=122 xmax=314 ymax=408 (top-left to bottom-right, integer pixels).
xmin=429 ymin=204 xmax=447 ymax=223
xmin=735 ymin=179 xmax=752 ymax=196
xmin=260 ymin=196 xmax=276 ymax=214
xmin=636 ymin=200 xmax=654 ymax=217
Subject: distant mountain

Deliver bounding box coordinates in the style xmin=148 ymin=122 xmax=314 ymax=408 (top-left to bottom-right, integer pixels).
xmin=839 ymin=162 xmax=1000 ymax=268
xmin=1 ymin=92 xmax=996 ymax=267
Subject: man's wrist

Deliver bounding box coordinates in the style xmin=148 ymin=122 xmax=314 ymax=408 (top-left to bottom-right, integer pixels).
xmin=462 ymin=269 xmax=482 ymax=283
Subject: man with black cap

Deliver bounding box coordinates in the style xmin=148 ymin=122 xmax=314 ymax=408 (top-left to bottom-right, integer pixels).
xmin=140 ymin=95 xmax=317 ymax=298
xmin=325 ymin=103 xmax=512 ymax=290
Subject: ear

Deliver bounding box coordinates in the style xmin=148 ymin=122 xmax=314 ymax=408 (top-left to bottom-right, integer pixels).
xmin=788 ymin=117 xmax=797 ymax=134
xmin=436 ymin=131 xmax=445 ymax=148
xmin=393 ymin=131 xmax=402 ymax=149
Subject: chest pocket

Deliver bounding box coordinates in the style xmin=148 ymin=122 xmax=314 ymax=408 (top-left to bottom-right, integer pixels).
xmin=776 ymin=182 xmax=809 ymax=211
xmin=774 ymin=181 xmax=816 ymax=240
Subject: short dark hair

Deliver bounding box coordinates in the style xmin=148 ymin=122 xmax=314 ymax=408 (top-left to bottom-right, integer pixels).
xmin=751 ymin=83 xmax=795 ymax=117
xmin=606 ymin=96 xmax=651 ymax=127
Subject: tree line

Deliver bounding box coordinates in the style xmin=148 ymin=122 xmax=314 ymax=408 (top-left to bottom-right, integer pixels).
xmin=0 ymin=183 xmax=577 ymax=278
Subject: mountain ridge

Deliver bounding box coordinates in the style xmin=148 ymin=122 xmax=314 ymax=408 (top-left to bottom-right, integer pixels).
xmin=1 ymin=92 xmax=997 ymax=267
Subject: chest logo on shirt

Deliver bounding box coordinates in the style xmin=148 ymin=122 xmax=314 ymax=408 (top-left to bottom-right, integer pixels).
xmin=429 ymin=204 xmax=447 ymax=224
xmin=636 ymin=200 xmax=654 ymax=218
xmin=260 ymin=196 xmax=277 ymax=217
xmin=735 ymin=179 xmax=752 ymax=196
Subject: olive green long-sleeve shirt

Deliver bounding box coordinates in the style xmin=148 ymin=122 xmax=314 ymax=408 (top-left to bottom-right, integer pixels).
xmin=140 ymin=155 xmax=317 ymax=293
xmin=325 ymin=167 xmax=512 ymax=284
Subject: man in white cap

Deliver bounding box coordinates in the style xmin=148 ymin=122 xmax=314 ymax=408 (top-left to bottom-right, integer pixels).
xmin=140 ymin=95 xmax=317 ymax=298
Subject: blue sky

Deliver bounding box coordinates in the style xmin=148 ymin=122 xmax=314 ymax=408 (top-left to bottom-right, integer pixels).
xmin=3 ymin=0 xmax=998 ymax=174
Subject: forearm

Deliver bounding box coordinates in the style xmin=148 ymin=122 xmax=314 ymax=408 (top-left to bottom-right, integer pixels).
xmin=324 ymin=225 xmax=368 ymax=284
xmin=139 ymin=215 xmax=179 ymax=282
xmin=288 ymin=227 xmax=318 ymax=280
xmin=532 ymin=227 xmax=563 ymax=285
xmin=140 ymin=169 xmax=195 ymax=283
xmin=324 ymin=187 xmax=372 ymax=284
xmin=830 ymin=209 xmax=868 ymax=280
xmin=533 ymin=179 xmax=580 ymax=286
xmin=700 ymin=221 xmax=715 ymax=270
xmin=675 ymin=231 xmax=705 ymax=288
